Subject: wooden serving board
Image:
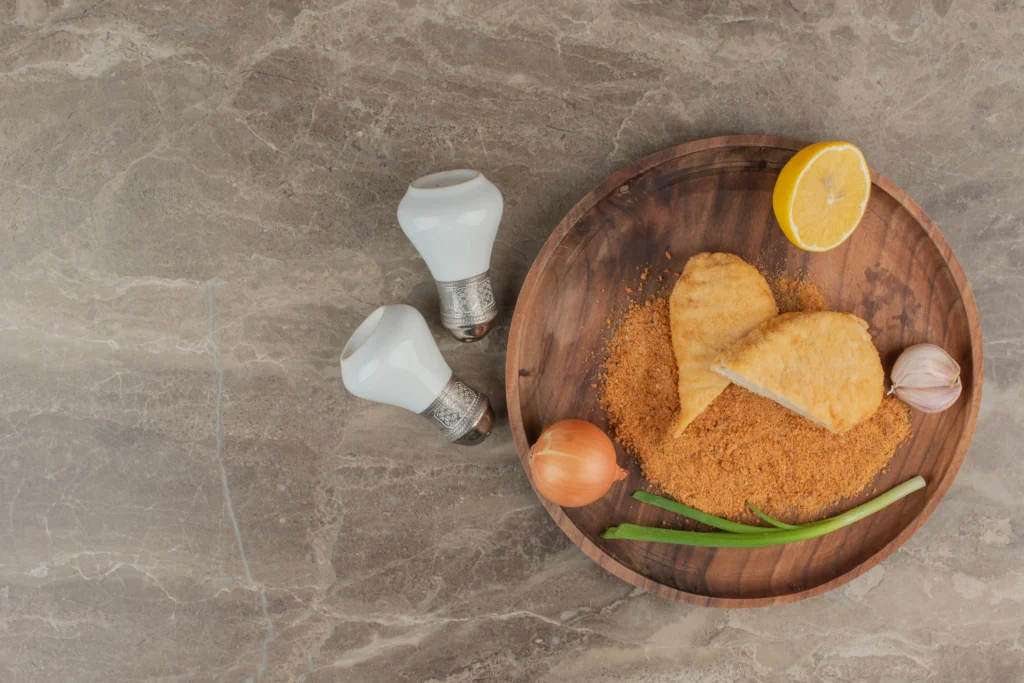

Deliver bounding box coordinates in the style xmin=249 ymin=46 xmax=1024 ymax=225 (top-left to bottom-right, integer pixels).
xmin=505 ymin=135 xmax=983 ymax=607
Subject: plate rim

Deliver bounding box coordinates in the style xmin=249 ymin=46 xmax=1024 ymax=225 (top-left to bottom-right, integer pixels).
xmin=504 ymin=134 xmax=984 ymax=607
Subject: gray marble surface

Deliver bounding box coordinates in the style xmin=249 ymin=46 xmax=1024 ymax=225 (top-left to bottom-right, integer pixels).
xmin=1 ymin=1 xmax=1021 ymax=681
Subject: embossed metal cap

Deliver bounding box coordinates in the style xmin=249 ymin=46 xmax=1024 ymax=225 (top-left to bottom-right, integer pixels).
xmin=420 ymin=376 xmax=495 ymax=445
xmin=435 ymin=271 xmax=498 ymax=342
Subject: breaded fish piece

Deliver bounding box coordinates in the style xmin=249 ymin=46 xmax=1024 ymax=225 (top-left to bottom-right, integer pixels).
xmin=669 ymin=252 xmax=777 ymax=437
xmin=713 ymin=311 xmax=884 ymax=433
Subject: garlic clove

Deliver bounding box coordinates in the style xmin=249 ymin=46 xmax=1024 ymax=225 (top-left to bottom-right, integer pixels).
xmin=890 ymin=343 xmax=963 ymax=413
xmin=893 ymin=376 xmax=962 ymax=413
xmin=891 ymin=343 xmax=961 ymax=389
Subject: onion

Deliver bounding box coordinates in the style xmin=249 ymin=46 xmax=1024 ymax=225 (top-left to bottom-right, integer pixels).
xmin=528 ymin=419 xmax=627 ymax=507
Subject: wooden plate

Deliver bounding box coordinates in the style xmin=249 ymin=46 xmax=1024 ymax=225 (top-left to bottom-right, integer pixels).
xmin=506 ymin=135 xmax=983 ymax=607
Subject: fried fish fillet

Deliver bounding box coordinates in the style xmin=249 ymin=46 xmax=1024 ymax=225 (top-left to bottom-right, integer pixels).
xmin=713 ymin=312 xmax=884 ymax=433
xmin=669 ymin=252 xmax=777 ymax=437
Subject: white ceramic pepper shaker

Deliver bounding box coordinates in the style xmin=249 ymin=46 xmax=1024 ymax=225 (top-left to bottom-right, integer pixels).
xmin=340 ymin=304 xmax=494 ymax=445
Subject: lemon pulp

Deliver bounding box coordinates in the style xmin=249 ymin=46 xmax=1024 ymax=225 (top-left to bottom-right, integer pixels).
xmin=773 ymin=141 xmax=871 ymax=252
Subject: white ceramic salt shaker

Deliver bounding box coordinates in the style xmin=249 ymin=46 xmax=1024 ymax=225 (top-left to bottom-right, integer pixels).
xmin=397 ymin=170 xmax=503 ymax=342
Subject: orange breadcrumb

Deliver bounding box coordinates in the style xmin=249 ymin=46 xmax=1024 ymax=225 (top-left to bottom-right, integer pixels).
xmin=599 ymin=296 xmax=911 ymax=522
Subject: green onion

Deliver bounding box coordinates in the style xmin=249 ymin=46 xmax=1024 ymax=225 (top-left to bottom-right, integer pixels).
xmin=632 ymin=491 xmax=783 ymax=534
xmin=745 ymin=501 xmax=803 ymax=530
xmin=603 ymin=476 xmax=926 ymax=547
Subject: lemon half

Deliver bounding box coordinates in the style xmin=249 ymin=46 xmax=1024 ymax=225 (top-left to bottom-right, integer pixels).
xmin=772 ymin=141 xmax=871 ymax=252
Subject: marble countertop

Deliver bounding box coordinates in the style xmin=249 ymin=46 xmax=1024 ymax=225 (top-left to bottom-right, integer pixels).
xmin=2 ymin=1 xmax=1021 ymax=681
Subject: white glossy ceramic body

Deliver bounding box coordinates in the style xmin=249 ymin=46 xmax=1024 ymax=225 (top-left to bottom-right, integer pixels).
xmin=397 ymin=169 xmax=504 ymax=282
xmin=340 ymin=304 xmax=453 ymax=414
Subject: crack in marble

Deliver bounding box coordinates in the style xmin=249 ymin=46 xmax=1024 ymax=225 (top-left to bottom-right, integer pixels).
xmin=606 ymin=86 xmax=665 ymax=163
xmin=206 ymin=279 xmax=275 ymax=680
xmin=239 ymin=118 xmax=282 ymax=153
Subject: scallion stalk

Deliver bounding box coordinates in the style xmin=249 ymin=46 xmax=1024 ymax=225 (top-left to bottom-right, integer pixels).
xmin=745 ymin=501 xmax=803 ymax=530
xmin=632 ymin=491 xmax=782 ymax=534
xmin=603 ymin=476 xmax=926 ymax=547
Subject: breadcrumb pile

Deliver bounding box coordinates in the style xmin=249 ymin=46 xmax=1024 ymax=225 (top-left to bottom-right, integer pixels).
xmin=599 ymin=295 xmax=911 ymax=522
xmin=768 ymin=273 xmax=829 ymax=314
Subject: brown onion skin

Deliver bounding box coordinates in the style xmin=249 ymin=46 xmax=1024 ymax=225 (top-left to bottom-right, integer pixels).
xmin=528 ymin=419 xmax=627 ymax=508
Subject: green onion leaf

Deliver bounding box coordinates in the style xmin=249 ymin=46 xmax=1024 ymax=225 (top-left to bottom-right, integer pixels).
xmin=633 ymin=490 xmax=782 ymax=534
xmin=745 ymin=501 xmax=803 ymax=530
xmin=604 ymin=476 xmax=926 ymax=548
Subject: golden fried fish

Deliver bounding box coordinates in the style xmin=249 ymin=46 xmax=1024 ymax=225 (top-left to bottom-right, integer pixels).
xmin=669 ymin=252 xmax=777 ymax=437
xmin=713 ymin=311 xmax=884 ymax=433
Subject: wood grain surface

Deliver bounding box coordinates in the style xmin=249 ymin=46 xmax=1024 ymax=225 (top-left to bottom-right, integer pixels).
xmin=505 ymin=135 xmax=983 ymax=607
